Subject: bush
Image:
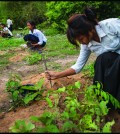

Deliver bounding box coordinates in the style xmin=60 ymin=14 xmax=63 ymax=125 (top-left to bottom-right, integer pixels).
xmin=45 ymin=1 xmax=120 ymax=33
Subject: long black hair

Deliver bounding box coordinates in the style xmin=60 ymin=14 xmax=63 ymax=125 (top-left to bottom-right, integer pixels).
xmin=27 ymin=20 xmax=36 ymax=29
xmin=67 ymin=7 xmax=98 ymax=47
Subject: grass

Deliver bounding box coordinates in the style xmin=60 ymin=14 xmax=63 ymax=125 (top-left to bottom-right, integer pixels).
xmin=45 ymin=34 xmax=79 ymax=58
xmin=0 ymin=53 xmax=15 ymax=71
xmin=0 ymin=37 xmax=24 ymax=50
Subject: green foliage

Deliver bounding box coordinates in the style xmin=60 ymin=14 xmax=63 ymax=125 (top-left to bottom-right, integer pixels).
xmin=82 ymin=62 xmax=95 ymax=78
xmin=9 ymin=120 xmax=35 ymax=133
xmin=0 ymin=1 xmax=47 ymax=29
xmin=102 ymin=120 xmax=115 ymax=133
xmin=0 ymin=37 xmax=24 ymax=50
xmin=6 ymin=74 xmax=45 ymax=109
xmin=24 ymin=52 xmax=42 ymax=65
xmin=95 ymin=82 xmax=120 ymax=109
xmin=45 ymin=1 xmax=120 ymax=32
xmin=10 ymin=81 xmax=116 ymax=133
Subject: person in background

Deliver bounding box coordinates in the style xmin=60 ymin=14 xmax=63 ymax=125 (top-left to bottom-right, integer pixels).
xmin=45 ymin=7 xmax=120 ymax=111
xmin=0 ymin=23 xmax=13 ymax=38
xmin=7 ymin=17 xmax=13 ymax=32
xmin=23 ymin=20 xmax=47 ymax=53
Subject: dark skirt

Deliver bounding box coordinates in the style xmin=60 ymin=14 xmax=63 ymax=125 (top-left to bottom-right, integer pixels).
xmin=93 ymin=51 xmax=120 ymax=102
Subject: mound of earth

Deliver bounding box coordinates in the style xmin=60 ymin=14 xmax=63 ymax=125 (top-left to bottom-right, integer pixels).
xmin=9 ymin=52 xmax=30 ymax=62
xmin=22 ymin=73 xmax=88 ymax=90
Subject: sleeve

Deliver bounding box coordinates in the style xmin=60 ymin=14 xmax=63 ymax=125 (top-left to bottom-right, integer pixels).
xmin=37 ymin=31 xmax=43 ymax=45
xmin=106 ymin=18 xmax=120 ymax=37
xmin=70 ymin=44 xmax=91 ymax=74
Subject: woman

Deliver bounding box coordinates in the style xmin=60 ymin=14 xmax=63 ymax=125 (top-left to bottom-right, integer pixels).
xmin=45 ymin=8 xmax=120 ymax=105
xmin=0 ymin=23 xmax=13 ymax=38
xmin=7 ymin=17 xmax=13 ymax=32
xmin=24 ymin=20 xmax=47 ymax=52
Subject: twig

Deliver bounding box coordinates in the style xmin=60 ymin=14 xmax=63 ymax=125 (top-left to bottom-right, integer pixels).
xmin=42 ymin=53 xmax=52 ymax=88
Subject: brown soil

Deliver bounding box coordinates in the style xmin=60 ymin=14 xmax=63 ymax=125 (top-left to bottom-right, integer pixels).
xmin=9 ymin=51 xmax=30 ymax=62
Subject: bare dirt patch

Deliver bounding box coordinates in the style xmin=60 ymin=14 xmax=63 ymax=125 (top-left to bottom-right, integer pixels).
xmin=0 ymin=51 xmax=7 ymax=55
xmin=9 ymin=51 xmax=29 ymax=62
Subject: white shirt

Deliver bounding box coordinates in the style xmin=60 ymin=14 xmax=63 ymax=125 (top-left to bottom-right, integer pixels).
xmin=71 ymin=18 xmax=120 ymax=73
xmin=29 ymin=29 xmax=47 ymax=45
xmin=3 ymin=27 xmax=13 ymax=36
xmin=7 ymin=19 xmax=12 ymax=28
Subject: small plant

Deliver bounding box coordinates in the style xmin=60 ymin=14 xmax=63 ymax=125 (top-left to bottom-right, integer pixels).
xmin=24 ymin=52 xmax=42 ymax=65
xmin=82 ymin=62 xmax=95 ymax=78
xmin=10 ymin=81 xmax=116 ymax=133
xmin=6 ymin=74 xmax=45 ymax=110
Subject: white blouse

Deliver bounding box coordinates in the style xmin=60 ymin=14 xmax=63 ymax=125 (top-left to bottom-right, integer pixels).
xmin=29 ymin=29 xmax=47 ymax=45
xmin=71 ymin=18 xmax=120 ymax=73
xmin=3 ymin=27 xmax=13 ymax=36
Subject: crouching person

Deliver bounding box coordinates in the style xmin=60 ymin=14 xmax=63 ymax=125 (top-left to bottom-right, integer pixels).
xmin=24 ymin=20 xmax=47 ymax=53
xmin=0 ymin=23 xmax=13 ymax=38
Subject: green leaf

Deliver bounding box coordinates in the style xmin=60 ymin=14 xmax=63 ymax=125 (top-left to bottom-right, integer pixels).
xmin=30 ymin=116 xmax=40 ymax=122
xmin=62 ymin=121 xmax=76 ymax=132
xmin=34 ymin=79 xmax=44 ymax=90
xmin=61 ymin=111 xmax=69 ymax=119
xmin=9 ymin=120 xmax=35 ymax=132
xmin=12 ymin=90 xmax=19 ymax=101
xmin=57 ymin=87 xmax=66 ymax=93
xmin=23 ymin=92 xmax=39 ymax=104
xmin=39 ymin=112 xmax=55 ymax=125
xmin=26 ymin=122 xmax=35 ymax=131
xmin=45 ymin=97 xmax=53 ymax=108
xmin=46 ymin=125 xmax=59 ymax=132
xmin=99 ymin=101 xmax=109 ymax=115
xmin=20 ymin=85 xmax=36 ymax=91
xmin=102 ymin=120 xmax=115 ymax=133
xmin=75 ymin=81 xmax=81 ymax=89
xmin=97 ymin=82 xmax=101 ymax=89
xmin=89 ymin=122 xmax=98 ymax=130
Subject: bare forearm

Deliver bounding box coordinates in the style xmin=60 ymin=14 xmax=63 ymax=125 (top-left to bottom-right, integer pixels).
xmin=56 ymin=68 xmax=76 ymax=78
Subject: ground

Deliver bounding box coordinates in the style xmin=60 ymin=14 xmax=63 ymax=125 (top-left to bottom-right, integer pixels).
xmin=0 ymin=36 xmax=120 ymax=132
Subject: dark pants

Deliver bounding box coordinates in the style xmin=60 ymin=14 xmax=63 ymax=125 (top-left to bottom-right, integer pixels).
xmin=93 ymin=52 xmax=120 ymax=102
xmin=23 ymin=34 xmax=46 ymax=49
xmin=8 ymin=25 xmax=13 ymax=32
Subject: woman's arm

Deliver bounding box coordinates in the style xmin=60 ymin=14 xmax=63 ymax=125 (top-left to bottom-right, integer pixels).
xmin=45 ymin=45 xmax=91 ymax=80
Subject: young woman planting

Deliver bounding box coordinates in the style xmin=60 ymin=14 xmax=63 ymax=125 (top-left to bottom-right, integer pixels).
xmin=45 ymin=7 xmax=120 ymax=105
xmin=24 ymin=20 xmax=47 ymax=52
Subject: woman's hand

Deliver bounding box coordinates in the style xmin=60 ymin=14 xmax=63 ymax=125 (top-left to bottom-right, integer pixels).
xmin=45 ymin=68 xmax=76 ymax=80
xmin=45 ymin=71 xmax=59 ymax=80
